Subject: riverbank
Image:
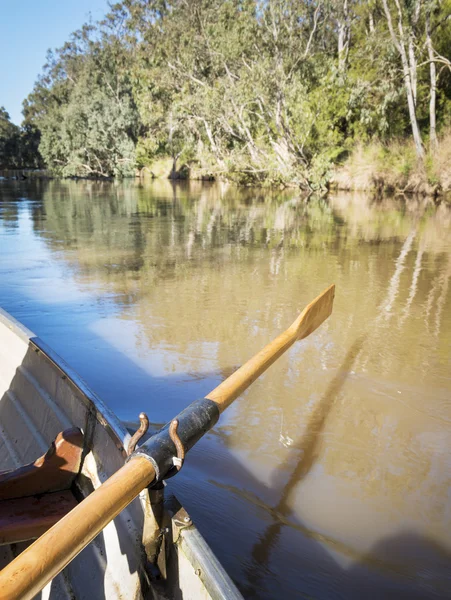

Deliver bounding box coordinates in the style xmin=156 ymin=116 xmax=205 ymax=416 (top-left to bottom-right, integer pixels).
xmin=3 ymin=130 xmax=451 ymax=202
xmin=330 ymin=130 xmax=451 ymax=200
xmin=143 ymin=131 xmax=451 ymax=201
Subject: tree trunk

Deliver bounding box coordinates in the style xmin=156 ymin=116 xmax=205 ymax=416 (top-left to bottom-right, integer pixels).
xmin=171 ymin=156 xmax=178 ymax=178
xmin=407 ymin=0 xmax=421 ymax=105
xmin=402 ymin=53 xmax=425 ymax=159
xmin=382 ymin=0 xmax=424 ymax=160
xmin=426 ymin=13 xmax=438 ymax=152
xmin=337 ymin=0 xmax=350 ymax=71
xmin=408 ymin=38 xmax=417 ymax=105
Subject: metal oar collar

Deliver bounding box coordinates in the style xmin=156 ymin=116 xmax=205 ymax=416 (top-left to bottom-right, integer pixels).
xmin=127 ymin=398 xmax=220 ymax=485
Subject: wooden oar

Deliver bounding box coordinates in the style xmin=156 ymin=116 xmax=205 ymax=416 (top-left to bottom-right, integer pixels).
xmin=0 ymin=284 xmax=334 ymax=600
xmin=206 ymin=283 xmax=335 ymax=411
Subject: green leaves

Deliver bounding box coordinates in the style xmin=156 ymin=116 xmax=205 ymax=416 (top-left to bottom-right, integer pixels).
xmin=24 ymin=21 xmax=140 ymax=177
xmin=0 ymin=107 xmax=42 ymax=169
xmin=21 ymin=0 xmax=451 ymax=185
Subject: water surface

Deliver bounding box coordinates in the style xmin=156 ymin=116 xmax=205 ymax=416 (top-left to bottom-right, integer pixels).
xmin=1 ymin=179 xmax=450 ymax=599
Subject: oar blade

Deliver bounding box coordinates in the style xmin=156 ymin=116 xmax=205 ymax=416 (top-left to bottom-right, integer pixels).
xmin=207 ymin=284 xmax=335 ymax=411
xmin=293 ymin=284 xmax=335 ymax=340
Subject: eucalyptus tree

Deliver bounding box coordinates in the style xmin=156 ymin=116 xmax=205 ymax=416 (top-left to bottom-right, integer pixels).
xmin=124 ymin=0 xmax=346 ymax=185
xmin=25 ymin=22 xmax=140 ymax=177
xmin=378 ymin=0 xmax=451 ymax=159
xmin=0 ymin=107 xmax=20 ymax=168
xmin=423 ymin=0 xmax=451 ymax=151
xmin=380 ymin=0 xmax=425 ymax=158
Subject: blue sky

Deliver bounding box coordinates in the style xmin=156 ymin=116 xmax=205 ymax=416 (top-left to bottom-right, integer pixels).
xmin=0 ymin=0 xmax=110 ymax=125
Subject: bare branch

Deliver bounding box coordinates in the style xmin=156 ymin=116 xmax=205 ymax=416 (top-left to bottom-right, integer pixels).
xmin=304 ymin=2 xmax=322 ymax=59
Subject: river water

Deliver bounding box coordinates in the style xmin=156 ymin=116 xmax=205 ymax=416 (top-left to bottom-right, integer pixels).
xmin=0 ymin=179 xmax=450 ymax=599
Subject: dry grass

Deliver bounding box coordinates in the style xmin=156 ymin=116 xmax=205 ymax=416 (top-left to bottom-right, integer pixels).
xmin=331 ymin=129 xmax=451 ymax=197
xmin=428 ymin=129 xmax=451 ymax=192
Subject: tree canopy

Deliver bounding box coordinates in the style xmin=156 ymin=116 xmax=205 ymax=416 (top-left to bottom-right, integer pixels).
xmin=0 ymin=107 xmax=41 ymax=169
xmin=6 ymin=0 xmax=451 ymax=185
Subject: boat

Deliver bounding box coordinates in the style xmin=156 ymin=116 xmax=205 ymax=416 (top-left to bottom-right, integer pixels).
xmin=0 ymin=284 xmax=334 ymax=599
xmin=0 ymin=307 xmax=243 ymax=599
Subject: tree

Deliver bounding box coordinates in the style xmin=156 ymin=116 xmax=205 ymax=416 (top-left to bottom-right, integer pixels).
xmin=381 ymin=0 xmax=424 ymax=159
xmin=26 ymin=23 xmax=140 ymax=177
xmin=0 ymin=107 xmax=20 ymax=168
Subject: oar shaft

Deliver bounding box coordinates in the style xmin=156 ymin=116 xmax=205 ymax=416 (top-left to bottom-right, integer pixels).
xmin=207 ymin=284 xmax=335 ymax=412
xmin=207 ymin=328 xmax=297 ymax=411
xmin=0 ymin=457 xmax=154 ymax=600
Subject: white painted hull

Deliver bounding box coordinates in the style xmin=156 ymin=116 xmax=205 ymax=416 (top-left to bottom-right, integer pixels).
xmin=0 ymin=308 xmax=242 ymax=599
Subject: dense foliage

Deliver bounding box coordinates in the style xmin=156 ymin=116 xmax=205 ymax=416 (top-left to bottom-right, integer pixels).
xmin=6 ymin=0 xmax=451 ymax=185
xmin=0 ymin=107 xmax=41 ymax=169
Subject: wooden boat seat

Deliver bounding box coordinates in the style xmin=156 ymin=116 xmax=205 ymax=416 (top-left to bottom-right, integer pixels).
xmin=0 ymin=490 xmax=78 ymax=545
xmin=0 ymin=428 xmax=84 ymax=545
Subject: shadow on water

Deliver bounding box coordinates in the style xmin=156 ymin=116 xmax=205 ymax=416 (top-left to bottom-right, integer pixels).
xmin=247 ymin=337 xmax=366 ymax=581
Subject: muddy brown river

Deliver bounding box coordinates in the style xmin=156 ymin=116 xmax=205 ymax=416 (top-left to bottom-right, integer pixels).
xmin=0 ymin=179 xmax=450 ymax=599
